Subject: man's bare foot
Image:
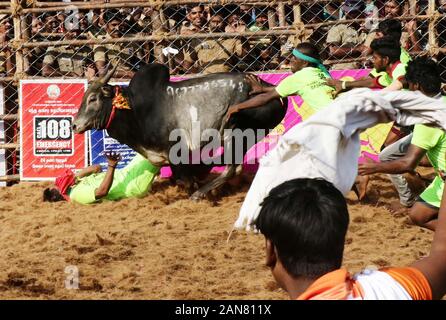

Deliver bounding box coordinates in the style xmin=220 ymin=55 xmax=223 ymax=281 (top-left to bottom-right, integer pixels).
xmin=354 ymin=175 xmax=369 ymax=201
xmin=386 ymin=200 xmax=411 ymax=217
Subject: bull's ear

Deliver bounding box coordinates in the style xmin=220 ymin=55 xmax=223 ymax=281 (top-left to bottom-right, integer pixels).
xmin=101 ymin=86 xmax=113 ymax=98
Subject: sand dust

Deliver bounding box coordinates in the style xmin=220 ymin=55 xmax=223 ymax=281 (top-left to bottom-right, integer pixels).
xmin=0 ymin=170 xmax=435 ymax=299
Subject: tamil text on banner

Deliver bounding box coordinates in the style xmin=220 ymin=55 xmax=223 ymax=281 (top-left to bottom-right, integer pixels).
xmin=20 ymin=80 xmax=88 ymax=180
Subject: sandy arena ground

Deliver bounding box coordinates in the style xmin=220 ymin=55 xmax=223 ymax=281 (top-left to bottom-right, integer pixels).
xmin=0 ymin=170 xmax=436 ymax=299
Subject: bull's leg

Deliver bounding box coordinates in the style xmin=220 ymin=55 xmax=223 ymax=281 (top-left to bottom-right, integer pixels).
xmin=190 ymin=164 xmax=238 ymax=200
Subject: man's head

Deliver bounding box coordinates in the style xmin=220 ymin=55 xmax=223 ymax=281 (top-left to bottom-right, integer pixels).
xmin=342 ymin=0 xmax=365 ymax=19
xmin=370 ymin=37 xmax=401 ymax=72
xmin=104 ymin=10 xmax=125 ymax=38
xmin=208 ymin=14 xmax=225 ymax=32
xmin=43 ymin=14 xmax=61 ymax=33
xmin=384 ymin=0 xmax=406 ymax=18
xmin=186 ymin=5 xmax=205 ymax=28
xmin=0 ymin=14 xmax=12 ymax=37
xmin=289 ymin=42 xmax=322 ymax=73
xmin=375 ymin=19 xmax=402 ymax=43
xmin=43 ymin=188 xmax=66 ymax=202
xmin=255 ymin=12 xmax=268 ymax=28
xmin=255 ymin=178 xmax=349 ymax=291
xmin=406 ymin=57 xmax=442 ymax=96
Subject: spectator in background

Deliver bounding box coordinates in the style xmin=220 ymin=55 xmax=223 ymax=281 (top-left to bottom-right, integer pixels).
xmin=27 ymin=14 xmax=47 ymax=76
xmin=94 ymin=10 xmax=145 ymax=79
xmin=42 ymin=23 xmax=94 ymax=78
xmin=182 ymin=13 xmax=246 ymax=74
xmin=0 ymin=15 xmax=13 ymax=77
xmin=437 ymin=0 xmax=446 ymax=83
xmin=42 ymin=13 xmax=64 ymax=36
xmin=325 ymin=0 xmax=368 ymax=69
xmin=323 ymin=1 xmax=342 ymax=21
xmin=180 ymin=5 xmax=206 ymax=35
xmin=225 ymin=12 xmax=247 ymax=33
xmin=248 ymin=11 xmax=268 ymax=32
xmin=239 ymin=4 xmax=256 ymax=27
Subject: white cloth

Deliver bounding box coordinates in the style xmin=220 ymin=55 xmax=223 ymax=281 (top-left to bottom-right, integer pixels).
xmin=353 ymin=269 xmax=412 ymax=300
xmin=235 ymin=89 xmax=446 ymax=231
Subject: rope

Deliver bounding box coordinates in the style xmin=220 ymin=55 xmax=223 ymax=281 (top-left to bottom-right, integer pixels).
xmin=148 ymin=0 xmax=164 ymax=11
xmin=8 ymin=39 xmax=22 ymax=50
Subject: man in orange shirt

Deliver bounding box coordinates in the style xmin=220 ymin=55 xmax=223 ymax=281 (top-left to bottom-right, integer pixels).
xmin=255 ymin=178 xmax=446 ymax=299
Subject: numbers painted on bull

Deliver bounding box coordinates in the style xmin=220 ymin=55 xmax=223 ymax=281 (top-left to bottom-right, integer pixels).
xmin=34 ymin=116 xmax=74 ymax=156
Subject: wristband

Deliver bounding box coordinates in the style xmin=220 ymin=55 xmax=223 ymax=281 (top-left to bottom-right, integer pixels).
xmin=341 ymin=81 xmax=347 ymax=90
xmin=108 ymin=164 xmax=117 ymax=169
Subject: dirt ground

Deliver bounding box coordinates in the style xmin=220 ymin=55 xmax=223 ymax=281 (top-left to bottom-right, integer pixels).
xmin=0 ymin=170 xmax=436 ymax=300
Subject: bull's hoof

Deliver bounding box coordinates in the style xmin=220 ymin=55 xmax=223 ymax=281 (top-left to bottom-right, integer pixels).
xmin=190 ymin=190 xmax=206 ymax=201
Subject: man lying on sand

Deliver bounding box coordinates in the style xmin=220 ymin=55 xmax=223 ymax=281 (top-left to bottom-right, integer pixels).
xmin=43 ymin=152 xmax=159 ymax=204
xmin=255 ymin=177 xmax=446 ymax=300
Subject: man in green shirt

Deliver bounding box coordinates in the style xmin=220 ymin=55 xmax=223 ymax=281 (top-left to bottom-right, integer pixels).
xmin=359 ymin=57 xmax=446 ymax=231
xmin=43 ymin=152 xmax=159 ymax=205
xmin=225 ymin=42 xmax=335 ymax=120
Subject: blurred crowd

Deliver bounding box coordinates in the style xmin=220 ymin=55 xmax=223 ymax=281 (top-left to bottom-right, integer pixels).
xmin=0 ymin=0 xmax=445 ymax=80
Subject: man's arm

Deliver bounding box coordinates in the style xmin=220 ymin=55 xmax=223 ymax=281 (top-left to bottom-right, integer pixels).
xmin=328 ymin=44 xmax=366 ymax=59
xmin=226 ymin=89 xmax=281 ymax=119
xmin=94 ymin=152 xmax=121 ymax=199
xmin=96 ymin=60 xmax=135 ymax=79
xmin=410 ymin=179 xmax=446 ymax=299
xmin=76 ymin=164 xmax=101 ymax=179
xmin=358 ymin=144 xmax=426 ymax=175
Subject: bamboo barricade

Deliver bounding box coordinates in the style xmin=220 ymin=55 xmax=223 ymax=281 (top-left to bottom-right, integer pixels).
xmin=0 ymin=174 xmax=19 ymax=182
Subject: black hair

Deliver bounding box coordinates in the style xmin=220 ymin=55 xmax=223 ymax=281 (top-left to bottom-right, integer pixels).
xmin=406 ymin=57 xmax=442 ymax=96
xmin=103 ymin=9 xmax=126 ymax=24
xmin=377 ymin=19 xmax=402 ymax=42
xmin=43 ymin=188 xmax=65 ymax=202
xmin=295 ymin=42 xmax=323 ymax=67
xmin=186 ymin=5 xmax=204 ymax=13
xmin=255 ymin=178 xmax=349 ymax=279
xmin=370 ymin=37 xmax=401 ymax=64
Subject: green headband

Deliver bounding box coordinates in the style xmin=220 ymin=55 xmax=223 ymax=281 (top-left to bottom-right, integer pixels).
xmin=292 ymin=49 xmax=331 ymax=78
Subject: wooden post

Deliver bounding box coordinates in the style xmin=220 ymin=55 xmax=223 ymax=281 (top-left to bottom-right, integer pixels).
xmin=151 ymin=7 xmax=166 ymax=64
xmin=277 ymin=2 xmax=286 ymax=27
xmin=293 ymin=4 xmax=301 ymax=24
xmin=11 ymin=0 xmax=25 ymax=76
xmin=267 ymin=6 xmax=277 ymax=29
xmin=409 ymin=0 xmax=417 ymax=15
xmin=428 ymin=0 xmax=437 ymax=54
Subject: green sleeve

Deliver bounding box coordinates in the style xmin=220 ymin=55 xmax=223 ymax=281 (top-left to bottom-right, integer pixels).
xmin=392 ymin=63 xmax=406 ymax=82
xmin=69 ymin=181 xmax=98 ymax=204
xmin=275 ymin=73 xmax=302 ymax=98
xmin=411 ymin=124 xmax=443 ymax=151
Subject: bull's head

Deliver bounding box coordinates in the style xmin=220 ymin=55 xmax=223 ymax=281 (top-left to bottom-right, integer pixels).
xmin=72 ymin=63 xmax=118 ymax=134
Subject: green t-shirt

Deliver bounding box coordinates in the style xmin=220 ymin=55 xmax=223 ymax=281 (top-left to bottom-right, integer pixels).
xmin=69 ymin=154 xmax=159 ymax=204
xmin=275 ymin=67 xmax=335 ymax=112
xmin=370 ymin=48 xmax=411 ymax=87
xmin=411 ymin=124 xmax=446 ymax=172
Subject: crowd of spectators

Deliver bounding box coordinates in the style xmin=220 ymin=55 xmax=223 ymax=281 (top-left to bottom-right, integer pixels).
xmin=0 ymin=0 xmax=445 ymax=80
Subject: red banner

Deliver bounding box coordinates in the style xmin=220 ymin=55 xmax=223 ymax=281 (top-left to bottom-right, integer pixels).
xmin=20 ymin=80 xmax=88 ymax=180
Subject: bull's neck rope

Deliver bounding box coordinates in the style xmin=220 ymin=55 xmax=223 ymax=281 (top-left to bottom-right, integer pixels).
xmin=105 ymin=86 xmax=131 ymax=130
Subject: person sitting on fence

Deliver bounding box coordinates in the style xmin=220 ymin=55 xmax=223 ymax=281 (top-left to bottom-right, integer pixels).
xmin=43 ymin=152 xmax=159 ymax=205
xmin=93 ymin=10 xmax=146 ymax=79
xmin=325 ymin=0 xmax=368 ymax=70
xmin=182 ymin=12 xmax=246 ymax=74
xmin=42 ymin=23 xmax=94 ymax=78
xmin=0 ymin=14 xmax=13 ymax=77
xmin=358 ymin=57 xmax=446 ymax=231
xmin=255 ymin=177 xmax=446 ymax=300
xmin=225 ymin=42 xmax=335 ymax=120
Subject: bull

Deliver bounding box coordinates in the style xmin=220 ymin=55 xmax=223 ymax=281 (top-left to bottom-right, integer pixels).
xmin=72 ymin=63 xmax=286 ymax=199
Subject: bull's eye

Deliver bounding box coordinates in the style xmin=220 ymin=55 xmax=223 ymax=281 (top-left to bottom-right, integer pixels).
xmin=88 ymin=96 xmax=97 ymax=103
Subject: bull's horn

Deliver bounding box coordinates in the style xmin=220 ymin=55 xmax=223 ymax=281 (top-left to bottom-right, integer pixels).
xmin=98 ymin=59 xmax=120 ymax=85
